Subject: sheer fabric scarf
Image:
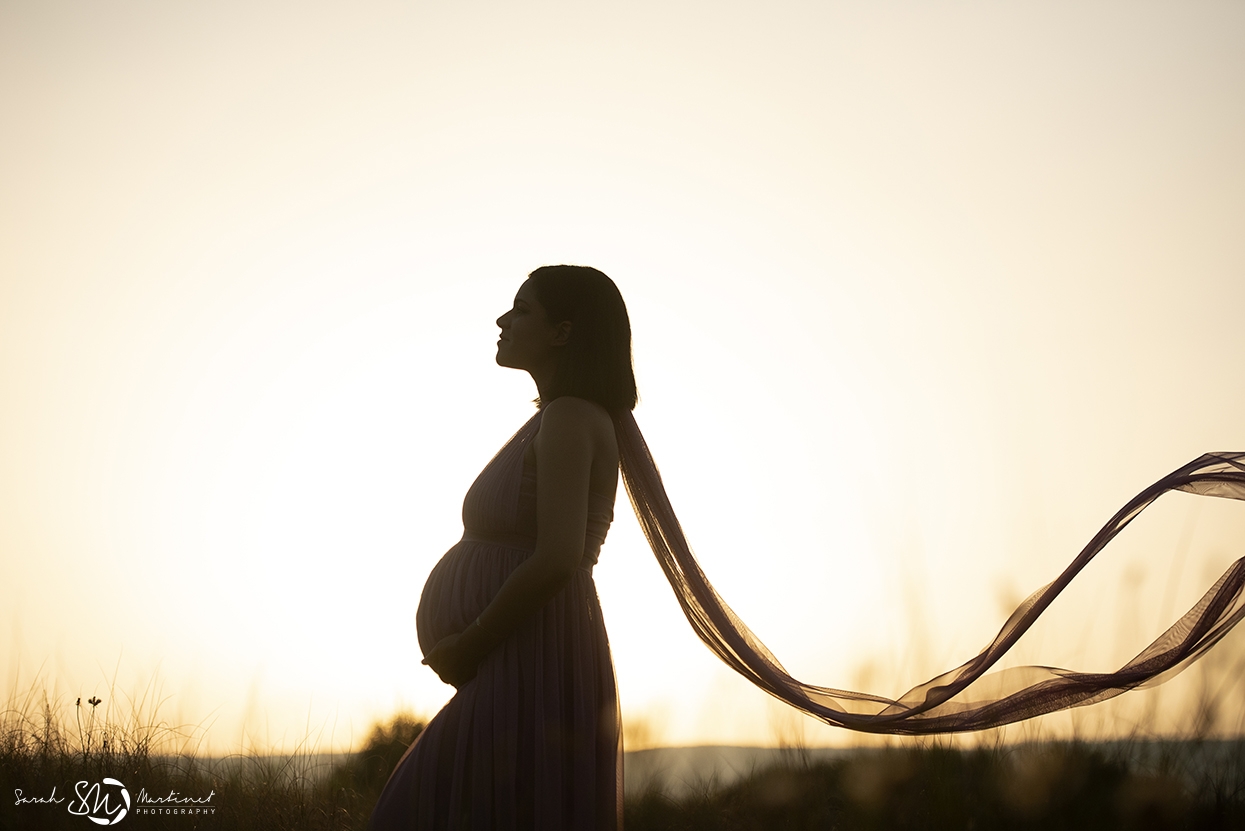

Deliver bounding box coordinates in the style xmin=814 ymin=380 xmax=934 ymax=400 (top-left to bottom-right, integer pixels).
xmin=613 ymin=411 xmax=1245 ymax=735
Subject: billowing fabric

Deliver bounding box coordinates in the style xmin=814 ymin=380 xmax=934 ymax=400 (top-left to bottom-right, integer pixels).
xmin=614 ymin=410 xmax=1245 ymax=734
xmin=370 ymin=409 xmax=621 ymax=831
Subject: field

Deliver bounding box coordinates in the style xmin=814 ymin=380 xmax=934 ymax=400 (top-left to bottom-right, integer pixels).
xmin=3 ymin=682 xmax=1244 ymax=831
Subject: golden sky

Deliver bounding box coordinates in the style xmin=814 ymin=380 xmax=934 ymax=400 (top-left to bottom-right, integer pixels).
xmin=2 ymin=1 xmax=1243 ymax=754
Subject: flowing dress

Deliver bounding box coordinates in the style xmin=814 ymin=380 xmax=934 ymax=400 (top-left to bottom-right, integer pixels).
xmin=370 ymin=409 xmax=622 ymax=831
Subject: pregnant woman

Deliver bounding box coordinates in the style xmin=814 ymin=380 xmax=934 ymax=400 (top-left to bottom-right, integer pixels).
xmin=369 ymin=265 xmax=631 ymax=830
xmin=370 ymin=265 xmax=1245 ymax=830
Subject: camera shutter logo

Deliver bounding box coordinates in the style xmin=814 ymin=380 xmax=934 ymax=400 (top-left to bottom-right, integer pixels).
xmin=68 ymin=777 xmax=130 ymax=826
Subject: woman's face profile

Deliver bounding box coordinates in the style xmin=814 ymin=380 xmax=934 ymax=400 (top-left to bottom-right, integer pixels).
xmin=495 ymin=280 xmax=565 ymax=370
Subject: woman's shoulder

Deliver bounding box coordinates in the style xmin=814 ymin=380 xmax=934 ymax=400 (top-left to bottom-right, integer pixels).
xmin=539 ymin=397 xmax=617 ymax=444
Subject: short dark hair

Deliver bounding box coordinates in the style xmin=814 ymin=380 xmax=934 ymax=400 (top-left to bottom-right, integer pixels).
xmin=526 ymin=265 xmax=638 ymax=414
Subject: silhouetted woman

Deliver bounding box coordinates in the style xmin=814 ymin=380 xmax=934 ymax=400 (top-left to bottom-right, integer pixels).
xmin=370 ymin=266 xmax=632 ymax=830
xmin=370 ymin=265 xmax=1245 ymax=830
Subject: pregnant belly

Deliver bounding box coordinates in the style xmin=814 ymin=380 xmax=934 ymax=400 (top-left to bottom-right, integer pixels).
xmin=415 ymin=539 xmax=534 ymax=656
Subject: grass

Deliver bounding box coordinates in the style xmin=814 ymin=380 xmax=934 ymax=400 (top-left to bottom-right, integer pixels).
xmin=3 ymin=677 xmax=1243 ymax=830
xmin=0 ymin=676 xmax=423 ymax=830
xmin=626 ymin=739 xmax=1245 ymax=830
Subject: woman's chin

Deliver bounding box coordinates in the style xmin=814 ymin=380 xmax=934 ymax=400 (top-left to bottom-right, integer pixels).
xmin=494 ymin=343 xmax=527 ymax=370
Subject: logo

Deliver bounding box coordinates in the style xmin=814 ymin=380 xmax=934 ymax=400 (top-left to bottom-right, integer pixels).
xmin=15 ymin=775 xmax=216 ymax=823
xmin=67 ymin=777 xmax=130 ymax=825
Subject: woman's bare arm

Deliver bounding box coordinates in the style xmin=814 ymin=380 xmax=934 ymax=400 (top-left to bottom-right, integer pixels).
xmin=423 ymin=397 xmax=611 ymax=686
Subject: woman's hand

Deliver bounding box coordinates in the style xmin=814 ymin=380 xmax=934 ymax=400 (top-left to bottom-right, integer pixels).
xmin=421 ymin=625 xmax=494 ymax=689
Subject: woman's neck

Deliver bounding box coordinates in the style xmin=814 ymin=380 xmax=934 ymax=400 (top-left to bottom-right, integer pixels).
xmin=528 ymin=361 xmax=557 ymax=404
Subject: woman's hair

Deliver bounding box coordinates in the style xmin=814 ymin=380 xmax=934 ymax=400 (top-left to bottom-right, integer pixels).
xmin=526 ymin=265 xmax=638 ymax=414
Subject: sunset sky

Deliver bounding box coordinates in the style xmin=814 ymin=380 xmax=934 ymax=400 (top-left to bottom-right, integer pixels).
xmin=2 ymin=1 xmax=1243 ymax=755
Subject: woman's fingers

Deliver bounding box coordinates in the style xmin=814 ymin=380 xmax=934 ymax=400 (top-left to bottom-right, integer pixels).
xmin=422 ymin=632 xmax=483 ymax=688
xmin=423 ymin=637 xmax=468 ymax=687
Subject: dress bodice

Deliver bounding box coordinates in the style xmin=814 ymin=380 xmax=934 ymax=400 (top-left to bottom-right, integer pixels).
xmin=518 ymin=459 xmax=615 ymax=570
xmin=459 ymin=410 xmax=615 ymax=572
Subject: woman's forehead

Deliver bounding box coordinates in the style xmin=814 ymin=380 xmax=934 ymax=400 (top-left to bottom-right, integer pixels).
xmin=514 ymin=280 xmax=536 ymax=303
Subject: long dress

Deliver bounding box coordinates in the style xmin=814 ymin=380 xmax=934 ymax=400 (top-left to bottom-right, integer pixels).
xmin=369 ymin=409 xmax=622 ymax=831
